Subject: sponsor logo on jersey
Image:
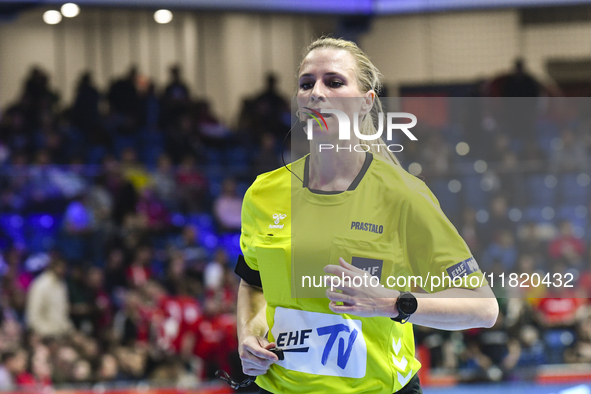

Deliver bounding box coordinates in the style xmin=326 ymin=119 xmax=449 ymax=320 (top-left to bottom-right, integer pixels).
xmin=272 ymin=307 xmax=367 ymax=378
xmin=269 ymin=213 xmax=287 ymax=229
xmin=351 ymin=256 xmax=383 ymax=280
xmin=446 ymin=257 xmax=480 ymax=279
xmin=350 ymin=221 xmax=383 ymax=234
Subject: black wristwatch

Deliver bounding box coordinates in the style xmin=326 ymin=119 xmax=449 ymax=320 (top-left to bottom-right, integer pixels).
xmin=391 ymin=292 xmax=418 ymax=324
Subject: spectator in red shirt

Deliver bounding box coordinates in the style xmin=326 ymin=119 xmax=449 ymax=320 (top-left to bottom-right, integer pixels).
xmin=2 ymin=248 xmax=33 ymax=292
xmin=194 ymin=293 xmax=236 ymax=379
xmin=86 ymin=267 xmax=113 ymax=337
xmin=534 ymin=263 xmax=586 ymax=330
xmin=576 ymin=249 xmax=591 ymax=298
xmin=150 ymin=280 xmax=201 ymax=360
xmin=136 ymin=187 xmax=170 ymax=233
xmin=30 ymin=344 xmax=52 ymax=388
xmin=0 ymin=348 xmax=28 ymax=390
xmin=535 ymin=295 xmax=584 ymax=328
xmin=176 ymin=155 xmax=208 ymax=213
xmin=126 ymin=246 xmax=153 ymax=288
xmin=549 ymin=221 xmax=586 ymax=262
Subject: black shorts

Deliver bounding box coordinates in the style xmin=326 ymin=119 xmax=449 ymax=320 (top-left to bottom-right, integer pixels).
xmin=258 ymin=373 xmax=422 ymax=394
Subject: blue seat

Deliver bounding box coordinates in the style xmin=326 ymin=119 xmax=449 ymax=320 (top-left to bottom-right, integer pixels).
xmin=170 ymin=213 xmax=186 ymax=228
xmin=440 ymin=125 xmax=462 ymax=146
xmin=26 ymin=214 xmax=61 ymax=253
xmin=187 ymin=213 xmax=215 ymax=233
xmin=428 ymin=178 xmax=460 ymax=219
xmin=87 ymin=146 xmax=107 ymax=165
xmin=226 ymin=146 xmax=251 ymax=166
xmin=209 ymin=181 xmax=223 ymax=198
xmin=0 ymin=214 xmax=25 ymax=242
xmin=557 ymin=205 xmax=588 ymax=233
xmin=205 ymin=148 xmax=223 ymax=165
xmin=526 ymin=174 xmax=556 ymax=207
xmin=141 ymin=128 xmax=164 ymax=146
xmin=524 ymin=206 xmax=555 ymax=224
xmin=544 ymin=329 xmax=574 ymax=364
xmin=114 ymin=135 xmax=138 ymax=158
xmin=218 ymin=232 xmax=242 ymax=265
xmin=462 ymin=174 xmax=488 ymax=211
xmin=140 ymin=145 xmax=163 ymax=168
xmin=559 ymin=173 xmax=589 ymax=206
xmin=237 ymin=182 xmax=250 ymax=197
xmin=227 ymin=163 xmax=249 ymax=178
xmin=199 ymin=228 xmax=219 ymax=252
xmin=204 ymin=164 xmax=225 ymax=182
xmin=536 ymin=119 xmax=560 ymax=154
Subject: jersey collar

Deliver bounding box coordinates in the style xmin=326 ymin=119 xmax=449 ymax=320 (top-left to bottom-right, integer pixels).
xmin=302 ymin=151 xmax=373 ymax=195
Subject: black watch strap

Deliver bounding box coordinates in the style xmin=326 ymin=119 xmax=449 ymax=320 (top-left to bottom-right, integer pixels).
xmin=391 ymin=292 xmax=417 ymax=324
xmin=391 ymin=310 xmax=411 ymax=324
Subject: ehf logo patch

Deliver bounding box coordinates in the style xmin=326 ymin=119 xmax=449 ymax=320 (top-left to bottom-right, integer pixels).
xmin=446 ymin=257 xmax=480 ymax=279
xmin=351 ymin=256 xmax=383 ymax=280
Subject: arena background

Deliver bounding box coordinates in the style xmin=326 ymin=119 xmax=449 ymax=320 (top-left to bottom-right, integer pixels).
xmin=0 ymin=0 xmax=590 ymax=393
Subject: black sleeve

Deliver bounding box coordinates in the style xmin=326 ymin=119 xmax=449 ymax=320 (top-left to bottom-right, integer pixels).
xmin=234 ymin=255 xmax=262 ymax=288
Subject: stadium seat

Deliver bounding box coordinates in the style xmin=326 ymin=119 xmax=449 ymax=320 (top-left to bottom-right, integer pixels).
xmin=140 ymin=145 xmax=163 ymax=169
xmin=237 ymin=181 xmax=250 ymax=197
xmin=187 ymin=213 xmax=215 ymax=233
xmin=204 ymin=165 xmax=225 ymax=198
xmin=0 ymin=214 xmax=26 ymax=247
xmin=524 ymin=206 xmax=555 ymax=224
xmin=114 ymin=134 xmax=138 ymax=158
xmin=557 ymin=205 xmax=588 ymax=236
xmin=199 ymin=228 xmax=219 ymax=252
xmin=535 ymin=119 xmax=560 ymax=155
xmin=170 ymin=212 xmax=186 ymax=228
xmin=218 ymin=232 xmax=242 ymax=265
xmin=26 ymin=214 xmax=61 ymax=253
xmin=526 ymin=174 xmax=556 ymax=207
xmin=141 ymin=128 xmax=164 ymax=146
xmin=227 ymin=164 xmax=250 ymax=178
xmin=205 ymin=148 xmax=223 ymax=165
xmin=544 ymin=329 xmax=574 ymax=364
xmin=87 ymin=146 xmax=107 ymax=165
xmin=462 ymin=174 xmax=489 ymax=211
xmin=559 ymin=173 xmax=590 ymax=206
xmin=209 ymin=181 xmax=223 ymax=198
xmin=226 ymin=146 xmax=250 ymax=166
xmin=428 ymin=178 xmax=460 ymax=219
xmin=440 ymin=125 xmax=462 ymax=146
xmin=204 ymin=164 xmax=225 ymax=182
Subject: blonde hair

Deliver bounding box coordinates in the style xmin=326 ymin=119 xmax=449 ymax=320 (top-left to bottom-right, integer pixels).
xmin=298 ymin=36 xmax=401 ymax=167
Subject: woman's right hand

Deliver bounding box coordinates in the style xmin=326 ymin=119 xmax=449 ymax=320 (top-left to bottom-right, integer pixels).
xmin=239 ymin=335 xmax=279 ymax=376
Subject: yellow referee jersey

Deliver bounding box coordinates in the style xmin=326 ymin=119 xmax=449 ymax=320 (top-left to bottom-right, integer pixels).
xmin=240 ymin=152 xmax=486 ymax=394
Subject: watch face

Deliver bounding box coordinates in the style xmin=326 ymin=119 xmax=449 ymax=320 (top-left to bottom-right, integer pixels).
xmin=399 ymin=294 xmax=418 ymax=314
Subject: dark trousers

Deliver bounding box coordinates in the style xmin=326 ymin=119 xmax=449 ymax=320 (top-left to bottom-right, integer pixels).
xmin=258 ymin=373 xmax=422 ymax=394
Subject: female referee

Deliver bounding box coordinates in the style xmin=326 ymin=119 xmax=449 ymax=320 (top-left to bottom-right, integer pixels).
xmin=234 ymin=37 xmax=499 ymax=394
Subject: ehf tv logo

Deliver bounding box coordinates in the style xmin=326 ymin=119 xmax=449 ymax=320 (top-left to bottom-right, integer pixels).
xmin=303 ymin=107 xmax=418 ymax=153
xmin=276 ymin=324 xmax=359 ymax=370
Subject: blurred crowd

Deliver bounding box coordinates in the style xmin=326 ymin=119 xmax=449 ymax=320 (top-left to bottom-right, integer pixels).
xmin=0 ymin=65 xmax=289 ymax=390
xmin=0 ymin=62 xmax=589 ymax=389
xmin=405 ymin=62 xmax=591 ymax=382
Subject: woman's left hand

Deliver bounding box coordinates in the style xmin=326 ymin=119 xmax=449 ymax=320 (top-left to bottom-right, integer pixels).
xmin=324 ymin=257 xmax=400 ymax=318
